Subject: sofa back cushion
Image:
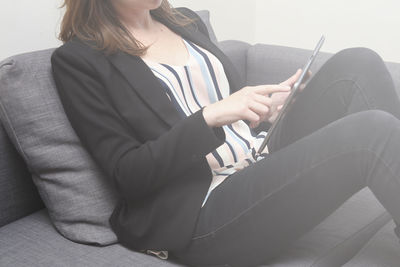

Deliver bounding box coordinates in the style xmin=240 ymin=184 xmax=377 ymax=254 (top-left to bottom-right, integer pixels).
xmin=0 ymin=49 xmax=118 ymax=245
xmin=0 ymin=121 xmax=44 ymax=227
xmin=195 ymin=10 xmax=218 ymax=44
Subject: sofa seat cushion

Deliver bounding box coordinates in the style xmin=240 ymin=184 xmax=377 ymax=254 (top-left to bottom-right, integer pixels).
xmin=0 ymin=210 xmax=183 ymax=267
xmin=0 ymin=188 xmax=389 ymax=267
xmin=264 ymin=188 xmax=390 ymax=267
xmin=343 ymin=220 xmax=400 ymax=267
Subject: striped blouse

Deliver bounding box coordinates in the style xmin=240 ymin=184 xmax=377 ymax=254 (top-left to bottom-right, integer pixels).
xmin=142 ymin=38 xmax=268 ymax=206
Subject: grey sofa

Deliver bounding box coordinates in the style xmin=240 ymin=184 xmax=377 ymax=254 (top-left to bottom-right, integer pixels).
xmin=1 ymin=10 xmax=400 ymax=267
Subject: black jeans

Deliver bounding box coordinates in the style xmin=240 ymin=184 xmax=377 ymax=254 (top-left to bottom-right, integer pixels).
xmin=171 ymin=48 xmax=400 ymax=267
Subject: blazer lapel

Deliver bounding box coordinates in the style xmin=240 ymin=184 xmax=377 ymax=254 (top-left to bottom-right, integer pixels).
xmin=107 ymin=51 xmax=182 ymax=127
xmin=107 ymin=16 xmax=243 ymax=128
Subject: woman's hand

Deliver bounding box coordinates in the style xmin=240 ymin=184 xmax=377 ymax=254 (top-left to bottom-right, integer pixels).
xmin=267 ymin=69 xmax=312 ymax=123
xmin=202 ymin=85 xmax=291 ymax=128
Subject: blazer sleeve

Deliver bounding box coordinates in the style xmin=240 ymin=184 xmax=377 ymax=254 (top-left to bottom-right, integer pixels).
xmin=51 ymin=41 xmax=225 ymax=201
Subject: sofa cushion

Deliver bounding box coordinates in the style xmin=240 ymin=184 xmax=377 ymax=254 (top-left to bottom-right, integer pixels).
xmin=219 ymin=40 xmax=251 ymax=86
xmin=0 ymin=210 xmax=183 ymax=267
xmin=343 ymin=220 xmax=400 ymax=267
xmin=0 ymin=121 xmax=44 ymax=227
xmin=195 ymin=10 xmax=218 ymax=44
xmin=0 ymin=188 xmax=389 ymax=267
xmin=0 ymin=50 xmax=118 ymax=245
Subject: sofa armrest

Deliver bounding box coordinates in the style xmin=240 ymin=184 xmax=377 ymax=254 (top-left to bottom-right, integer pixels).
xmin=219 ymin=40 xmax=251 ymax=86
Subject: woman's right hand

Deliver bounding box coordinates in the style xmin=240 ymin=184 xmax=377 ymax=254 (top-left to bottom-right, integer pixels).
xmin=202 ymin=85 xmax=291 ymax=128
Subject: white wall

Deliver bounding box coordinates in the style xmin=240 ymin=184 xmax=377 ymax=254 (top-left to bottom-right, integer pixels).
xmin=171 ymin=0 xmax=400 ymax=62
xmin=170 ymin=0 xmax=257 ymax=44
xmin=1 ymin=1 xmax=400 ymax=62
xmin=254 ymin=0 xmax=400 ymax=62
xmin=0 ymin=0 xmax=63 ymax=61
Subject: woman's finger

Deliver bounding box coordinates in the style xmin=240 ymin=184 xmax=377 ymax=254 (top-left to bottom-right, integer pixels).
xmin=280 ymin=69 xmax=302 ymax=87
xmin=305 ymin=70 xmax=312 ymax=81
xmin=248 ymin=101 xmax=270 ymax=117
xmin=254 ymin=84 xmax=291 ymax=96
xmin=253 ymin=94 xmax=273 ymax=107
xmin=273 ymin=91 xmax=291 ymax=100
xmin=243 ymin=109 xmax=261 ymax=124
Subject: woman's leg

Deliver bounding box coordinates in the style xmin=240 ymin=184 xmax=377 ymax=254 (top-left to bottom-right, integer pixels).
xmin=172 ymin=110 xmax=400 ymax=267
xmin=171 ymin=48 xmax=400 ymax=266
xmin=268 ymin=47 xmax=400 ymax=152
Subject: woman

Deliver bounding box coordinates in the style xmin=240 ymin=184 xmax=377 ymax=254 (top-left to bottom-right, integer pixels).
xmin=51 ymin=0 xmax=400 ymax=266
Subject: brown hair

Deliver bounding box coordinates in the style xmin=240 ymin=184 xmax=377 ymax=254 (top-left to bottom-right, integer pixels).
xmin=59 ymin=0 xmax=194 ymax=56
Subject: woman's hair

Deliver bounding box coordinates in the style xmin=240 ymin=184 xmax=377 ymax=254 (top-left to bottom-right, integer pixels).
xmin=59 ymin=0 xmax=194 ymax=56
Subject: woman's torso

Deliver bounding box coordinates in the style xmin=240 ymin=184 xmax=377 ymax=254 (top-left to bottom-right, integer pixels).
xmin=142 ymin=37 xmax=267 ymax=205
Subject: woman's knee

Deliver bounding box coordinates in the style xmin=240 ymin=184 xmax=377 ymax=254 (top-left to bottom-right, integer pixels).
xmin=347 ymin=110 xmax=399 ymax=139
xmin=367 ymin=109 xmax=399 ymax=127
xmin=316 ymin=47 xmax=393 ymax=94
xmin=332 ymin=110 xmax=397 ymax=138
xmin=322 ymin=47 xmax=388 ymax=79
xmin=324 ymin=111 xmax=400 ymax=159
xmin=333 ymin=47 xmax=384 ymax=67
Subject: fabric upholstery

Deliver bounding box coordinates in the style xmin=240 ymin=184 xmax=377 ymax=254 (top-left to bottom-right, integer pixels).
xmin=344 ymin=220 xmax=400 ymax=267
xmin=0 ymin=188 xmax=389 ymax=267
xmin=0 ymin=121 xmax=43 ymax=227
xmin=219 ymin=40 xmax=251 ymax=86
xmin=0 ymin=50 xmax=118 ymax=245
xmin=194 ymin=10 xmax=218 ymax=44
xmin=0 ymin=210 xmax=183 ymax=267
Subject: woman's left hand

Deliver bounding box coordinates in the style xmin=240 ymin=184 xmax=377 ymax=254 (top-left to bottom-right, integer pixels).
xmin=267 ymin=69 xmax=311 ymax=123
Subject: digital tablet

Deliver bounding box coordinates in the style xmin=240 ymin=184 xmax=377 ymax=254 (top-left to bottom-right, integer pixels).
xmin=257 ymin=35 xmax=325 ymax=155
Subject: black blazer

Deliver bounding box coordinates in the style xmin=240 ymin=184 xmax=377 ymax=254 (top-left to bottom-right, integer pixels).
xmin=51 ymin=8 xmax=244 ymax=251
